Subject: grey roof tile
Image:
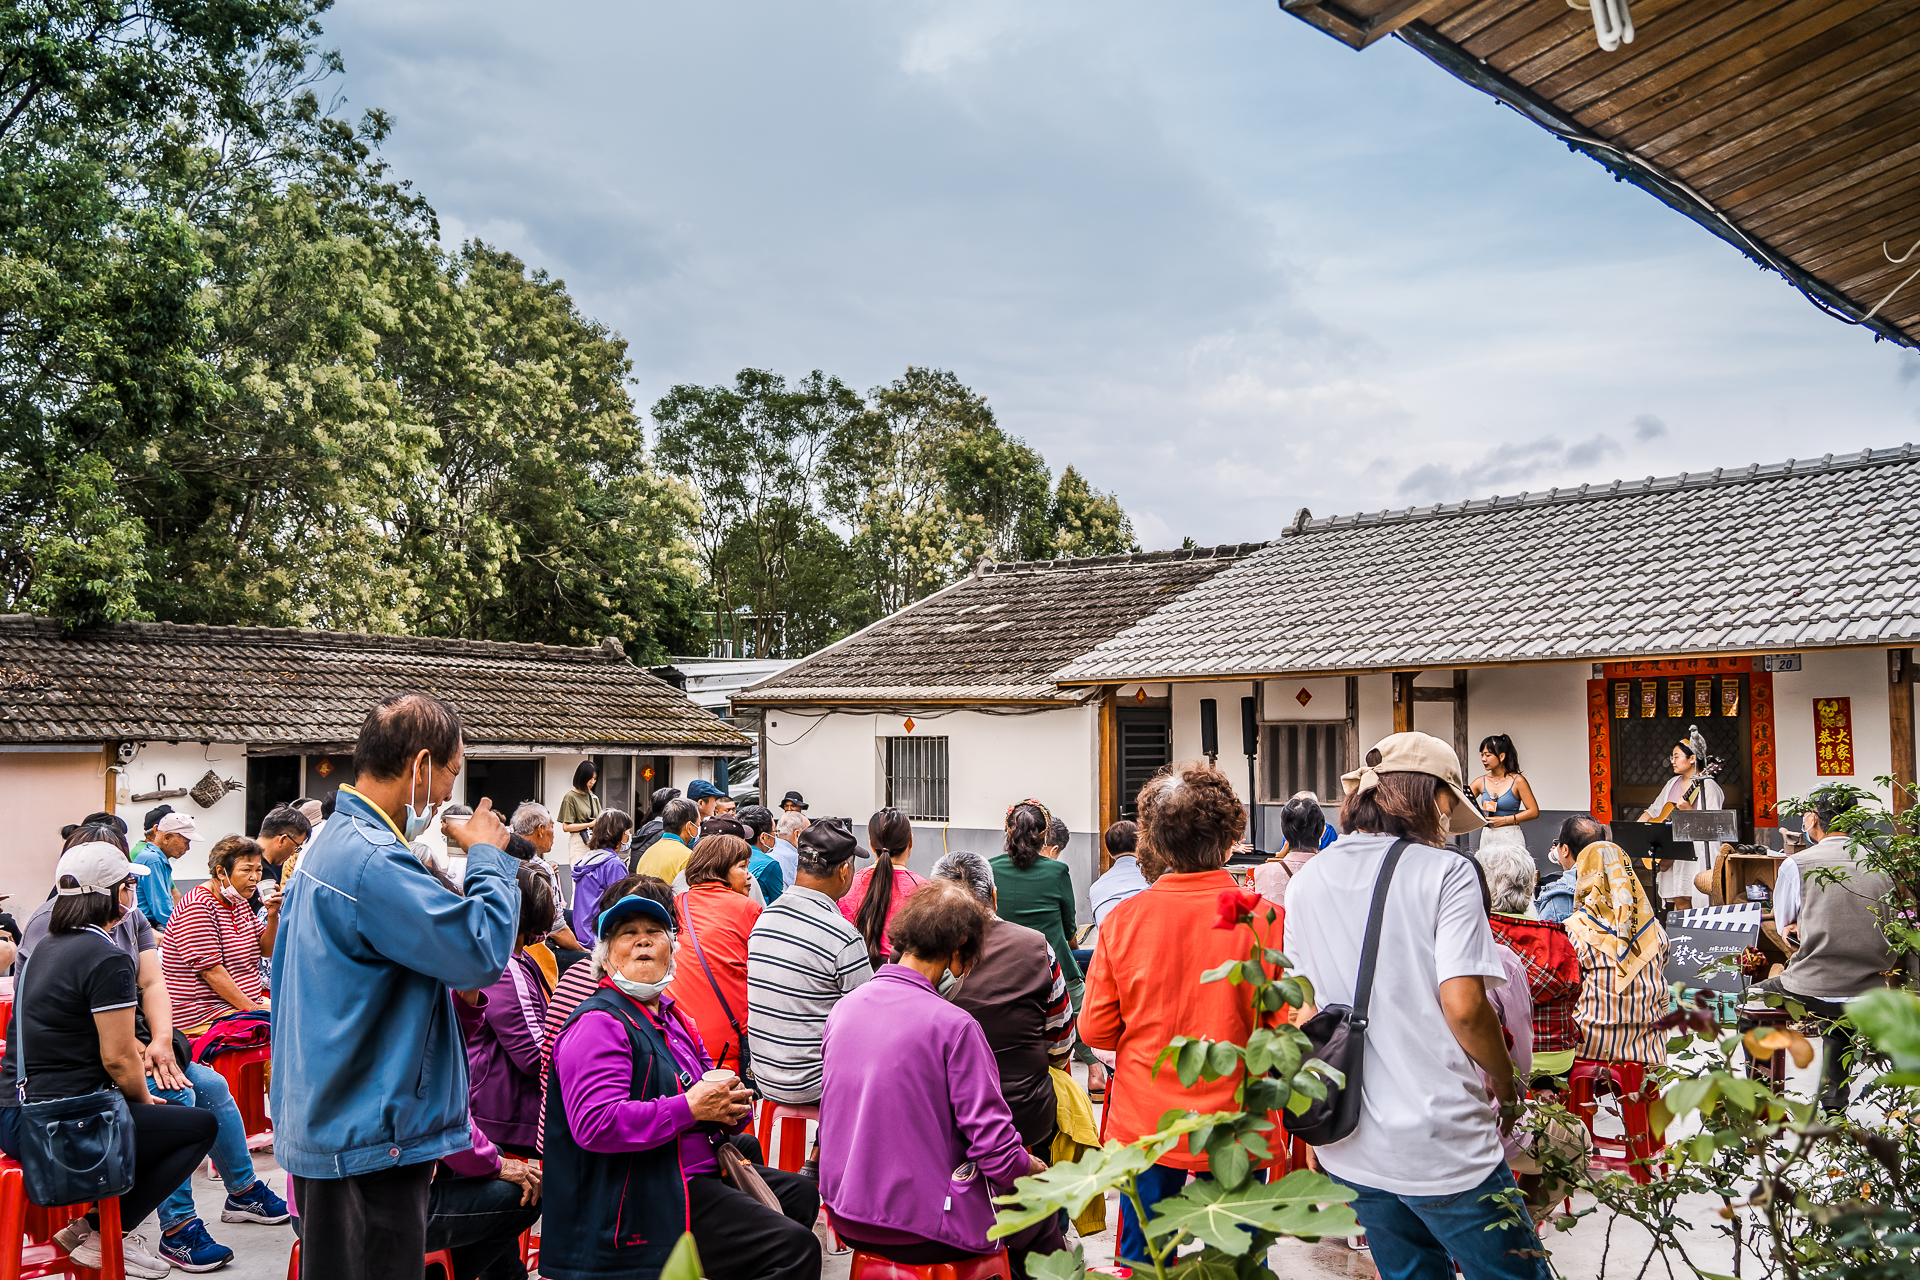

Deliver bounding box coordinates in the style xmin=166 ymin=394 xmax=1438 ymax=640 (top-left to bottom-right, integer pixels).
xmin=0 ymin=618 xmax=750 ymax=752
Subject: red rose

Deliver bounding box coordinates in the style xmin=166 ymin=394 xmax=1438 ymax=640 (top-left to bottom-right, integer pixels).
xmin=1215 ymin=887 xmax=1265 ymax=930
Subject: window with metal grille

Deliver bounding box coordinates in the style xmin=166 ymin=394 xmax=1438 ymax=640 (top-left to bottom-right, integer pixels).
xmin=884 ymin=736 xmax=950 ymax=822
xmin=1263 ymin=723 xmax=1343 ymax=802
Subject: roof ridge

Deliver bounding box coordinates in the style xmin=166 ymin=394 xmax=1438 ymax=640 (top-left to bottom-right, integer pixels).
xmin=1285 ymin=444 xmax=1918 ymax=536
xmin=0 ymin=616 xmax=628 ymax=666
xmin=980 ymin=541 xmax=1270 ymax=574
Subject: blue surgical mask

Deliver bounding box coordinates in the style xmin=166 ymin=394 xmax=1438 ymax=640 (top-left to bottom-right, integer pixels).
xmin=611 ymin=966 xmax=675 ymax=1002
xmin=403 ymin=754 xmax=438 ymax=841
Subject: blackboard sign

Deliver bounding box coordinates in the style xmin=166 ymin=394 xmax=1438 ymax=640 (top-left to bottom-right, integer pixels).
xmin=1665 ymin=904 xmax=1761 ymax=993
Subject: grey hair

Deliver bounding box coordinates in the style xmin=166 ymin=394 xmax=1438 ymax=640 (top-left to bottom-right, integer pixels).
xmin=930 ymin=850 xmax=996 ymax=906
xmin=1476 ymin=844 xmax=1538 ymax=915
xmin=511 ymin=801 xmax=555 ymax=836
xmin=775 ymin=811 xmax=807 ymax=839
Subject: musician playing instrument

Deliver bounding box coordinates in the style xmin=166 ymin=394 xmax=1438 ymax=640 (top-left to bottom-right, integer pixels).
xmin=1638 ymin=732 xmax=1724 ymax=909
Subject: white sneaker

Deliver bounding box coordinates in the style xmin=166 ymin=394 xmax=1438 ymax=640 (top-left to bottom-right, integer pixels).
xmin=121 ymin=1229 xmax=176 ymax=1277
xmin=54 ymin=1219 xmax=95 ymax=1262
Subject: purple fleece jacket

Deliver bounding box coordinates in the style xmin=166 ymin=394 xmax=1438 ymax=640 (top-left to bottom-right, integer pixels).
xmin=570 ymin=849 xmax=628 ymax=949
xmin=819 ymin=966 xmax=1030 ymax=1254
xmin=552 ymin=990 xmax=720 ymax=1176
xmin=456 ymin=949 xmax=550 ymax=1153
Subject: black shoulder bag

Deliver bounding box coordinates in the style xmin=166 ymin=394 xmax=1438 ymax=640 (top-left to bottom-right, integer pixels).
xmin=1289 ymin=838 xmax=1409 ymax=1147
xmin=11 ymin=949 xmax=137 ymax=1206
xmin=676 ymin=894 xmax=752 ymax=1084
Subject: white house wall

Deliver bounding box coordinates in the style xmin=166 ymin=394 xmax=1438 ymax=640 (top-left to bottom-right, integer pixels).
xmin=760 ymin=706 xmax=1101 ymax=918
xmin=1773 ymin=648 xmax=1902 ymax=809
xmin=116 ymin=740 xmax=254 ymax=885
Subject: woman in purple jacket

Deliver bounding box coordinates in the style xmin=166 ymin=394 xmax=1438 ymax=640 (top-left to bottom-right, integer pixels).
xmin=819 ymin=880 xmax=1063 ymax=1273
xmin=570 ymin=809 xmax=634 ymax=948
xmin=458 ymin=863 xmax=556 ymax=1156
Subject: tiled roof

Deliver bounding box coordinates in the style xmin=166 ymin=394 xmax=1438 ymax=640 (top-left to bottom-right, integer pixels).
xmin=1057 ymin=446 xmax=1920 ymax=683
xmin=0 ymin=617 xmax=752 ymax=752
xmin=736 ymin=545 xmax=1266 ymax=704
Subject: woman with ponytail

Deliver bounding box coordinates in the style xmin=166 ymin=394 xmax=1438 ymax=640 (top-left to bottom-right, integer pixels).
xmin=989 ymin=800 xmax=1084 ymax=1030
xmin=839 ymin=810 xmax=927 ymax=963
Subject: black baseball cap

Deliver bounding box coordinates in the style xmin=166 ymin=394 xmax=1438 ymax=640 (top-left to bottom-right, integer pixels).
xmin=142 ymin=804 xmax=176 ymax=832
xmin=796 ymin=818 xmax=868 ymax=870
xmin=699 ymin=815 xmax=748 ymax=841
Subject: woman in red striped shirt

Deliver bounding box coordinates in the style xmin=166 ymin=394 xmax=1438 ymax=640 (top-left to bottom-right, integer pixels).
xmin=162 ymin=836 xmax=275 ymax=1035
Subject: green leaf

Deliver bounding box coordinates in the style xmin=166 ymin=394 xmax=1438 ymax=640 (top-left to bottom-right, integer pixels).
xmin=1207 ymin=1040 xmax=1242 ymax=1079
xmin=990 ymin=1142 xmax=1155 ymax=1238
xmin=1208 ymin=1140 xmax=1251 ymax=1190
xmin=1849 ymin=988 xmax=1920 ymax=1077
xmin=1200 ymin=960 xmax=1237 ymax=983
xmin=1024 ymin=1244 xmax=1088 ymax=1280
xmin=1177 ymin=1039 xmax=1207 ymax=1088
xmin=1690 ymin=1133 xmax=1716 ymax=1164
xmin=1154 ymin=1038 xmax=1189 ymax=1081
xmin=660 ymin=1233 xmax=702 ymax=1280
xmin=1147 ymin=1171 xmax=1360 ymax=1254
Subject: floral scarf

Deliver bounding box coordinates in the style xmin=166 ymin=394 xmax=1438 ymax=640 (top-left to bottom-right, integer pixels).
xmin=1564 ymin=840 xmax=1662 ymax=984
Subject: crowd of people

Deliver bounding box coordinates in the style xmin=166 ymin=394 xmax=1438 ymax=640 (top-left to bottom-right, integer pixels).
xmin=0 ymin=698 xmax=1897 ymax=1280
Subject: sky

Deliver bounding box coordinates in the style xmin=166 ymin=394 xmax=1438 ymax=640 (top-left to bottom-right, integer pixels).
xmin=320 ymin=0 xmax=1920 ymax=551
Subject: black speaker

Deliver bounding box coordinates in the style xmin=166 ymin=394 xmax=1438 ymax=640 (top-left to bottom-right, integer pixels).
xmin=1241 ymin=696 xmax=1258 ymax=758
xmin=1199 ymin=699 xmax=1218 ymax=758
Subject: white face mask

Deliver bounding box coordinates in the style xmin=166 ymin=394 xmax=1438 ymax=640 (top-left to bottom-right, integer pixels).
xmin=217 ymin=883 xmax=246 ymax=906
xmin=403 ymin=753 xmax=439 ymax=841
xmin=611 ymin=965 xmax=675 ymax=1002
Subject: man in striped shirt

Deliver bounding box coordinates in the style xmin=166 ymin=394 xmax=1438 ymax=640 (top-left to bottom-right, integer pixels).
xmin=746 ymin=818 xmax=873 ymax=1176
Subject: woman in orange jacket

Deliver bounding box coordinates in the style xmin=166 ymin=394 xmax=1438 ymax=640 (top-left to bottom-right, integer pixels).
xmin=1079 ymin=760 xmax=1288 ymax=1264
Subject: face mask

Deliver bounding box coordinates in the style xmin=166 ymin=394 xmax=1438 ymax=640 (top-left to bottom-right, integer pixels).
xmin=218 ymin=884 xmax=246 ymax=906
xmin=403 ymin=753 xmax=438 ymax=841
xmin=937 ymin=967 xmax=965 ymax=1001
xmin=611 ymin=965 xmax=675 ymax=1003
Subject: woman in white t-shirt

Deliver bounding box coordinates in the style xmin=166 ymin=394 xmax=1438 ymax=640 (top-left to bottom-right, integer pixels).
xmin=1640 ymin=733 xmax=1725 ymax=907
xmin=1285 ymin=732 xmax=1551 ymax=1280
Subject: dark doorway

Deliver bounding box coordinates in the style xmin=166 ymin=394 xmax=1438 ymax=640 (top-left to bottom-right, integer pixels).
xmin=304 ymin=755 xmax=353 ymax=803
xmin=1607 ymin=674 xmax=1752 ymax=839
xmin=1116 ymin=708 xmax=1173 ymax=821
xmin=465 ymin=758 xmax=545 ymax=818
xmin=245 ymin=757 xmax=301 ymax=837
xmin=593 ymin=755 xmax=636 ymax=820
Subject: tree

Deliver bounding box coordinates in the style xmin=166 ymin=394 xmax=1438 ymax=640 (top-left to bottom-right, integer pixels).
xmin=1043 ymin=465 xmax=1138 ymax=559
xmin=653 ymin=368 xmax=868 ymax=657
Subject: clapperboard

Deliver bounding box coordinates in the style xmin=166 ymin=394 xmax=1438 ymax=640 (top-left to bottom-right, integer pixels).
xmin=1665 ymin=903 xmax=1762 ymax=993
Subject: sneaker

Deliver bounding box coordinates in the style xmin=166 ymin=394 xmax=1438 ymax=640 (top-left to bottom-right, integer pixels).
xmin=221 ymin=1178 xmax=291 ymax=1224
xmin=123 ymin=1229 xmax=178 ymax=1278
xmin=53 ymin=1219 xmax=94 ymax=1262
xmin=159 ymin=1218 xmax=232 ymax=1273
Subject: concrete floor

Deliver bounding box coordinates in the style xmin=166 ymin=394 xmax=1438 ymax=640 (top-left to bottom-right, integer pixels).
xmin=172 ymin=1036 xmax=1836 ymax=1279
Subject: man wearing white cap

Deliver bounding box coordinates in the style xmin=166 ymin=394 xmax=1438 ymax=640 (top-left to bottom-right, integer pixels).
xmin=1 ymin=843 xmax=220 ymax=1277
xmin=134 ymin=810 xmax=196 ymax=934
xmin=1283 ymin=732 xmax=1548 ymax=1280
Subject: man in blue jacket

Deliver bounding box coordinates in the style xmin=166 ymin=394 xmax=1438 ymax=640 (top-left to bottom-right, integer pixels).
xmin=271 ymin=692 xmax=522 ymax=1280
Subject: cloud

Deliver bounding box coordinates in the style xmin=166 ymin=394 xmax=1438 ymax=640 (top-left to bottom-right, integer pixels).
xmin=319 ymin=0 xmax=1918 ymax=550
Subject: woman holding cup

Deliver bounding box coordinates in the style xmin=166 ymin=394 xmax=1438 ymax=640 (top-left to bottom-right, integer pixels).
xmin=542 ymin=893 xmax=821 ymax=1280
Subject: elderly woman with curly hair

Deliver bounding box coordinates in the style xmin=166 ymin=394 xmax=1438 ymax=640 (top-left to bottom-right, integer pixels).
xmin=1080 ymin=761 xmax=1288 ymax=1265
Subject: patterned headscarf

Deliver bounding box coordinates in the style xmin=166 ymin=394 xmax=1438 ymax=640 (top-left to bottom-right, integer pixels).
xmin=1564 ymin=840 xmax=1662 ymax=983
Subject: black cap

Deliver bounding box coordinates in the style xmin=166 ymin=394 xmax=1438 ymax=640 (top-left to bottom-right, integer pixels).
xmin=699 ymin=815 xmax=748 ymax=841
xmin=736 ymin=805 xmax=774 ymax=843
xmin=796 ymin=818 xmax=868 ymax=870
xmin=142 ymin=804 xmax=176 ymax=832
xmin=780 ymin=791 xmax=809 ymax=811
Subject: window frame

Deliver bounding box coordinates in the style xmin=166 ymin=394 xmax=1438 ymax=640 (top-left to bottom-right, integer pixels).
xmin=883 ymin=735 xmax=950 ymax=822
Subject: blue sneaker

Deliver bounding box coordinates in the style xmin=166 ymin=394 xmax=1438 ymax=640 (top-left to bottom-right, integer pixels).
xmin=221 ymin=1178 xmax=291 ymax=1224
xmin=160 ymin=1217 xmax=235 ymax=1272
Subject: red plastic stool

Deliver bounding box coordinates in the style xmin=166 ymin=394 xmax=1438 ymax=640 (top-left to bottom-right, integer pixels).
xmin=286 ymin=1241 xmax=455 ymax=1280
xmin=1568 ymin=1060 xmax=1667 ymax=1185
xmin=847 ymin=1247 xmax=1012 ymax=1280
xmin=0 ymin=1162 xmax=127 ymax=1280
xmin=762 ymin=1104 xmax=817 ymax=1173
xmin=211 ymin=1045 xmax=272 ymax=1141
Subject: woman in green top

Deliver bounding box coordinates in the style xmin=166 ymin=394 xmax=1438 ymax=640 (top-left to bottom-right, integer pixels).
xmin=557 ymin=760 xmax=603 ymax=863
xmin=990 ymin=799 xmax=1107 ymax=1091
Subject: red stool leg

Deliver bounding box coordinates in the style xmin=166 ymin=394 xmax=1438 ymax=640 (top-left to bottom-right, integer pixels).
xmin=776 ymin=1116 xmax=808 ymax=1173
xmin=0 ymin=1165 xmax=23 ymax=1280
xmin=286 ymin=1239 xmax=300 ymax=1280
xmin=94 ymin=1198 xmax=123 ymax=1278
xmin=424 ymin=1248 xmax=456 ymax=1279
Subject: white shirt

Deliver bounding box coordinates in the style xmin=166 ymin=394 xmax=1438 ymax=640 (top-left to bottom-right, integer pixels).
xmin=1771 ymin=838 xmax=1836 ymax=930
xmin=1284 ymin=832 xmax=1509 ymax=1196
xmin=1649 ymin=774 xmax=1726 ymax=897
xmin=1089 ymin=855 xmax=1149 ymax=927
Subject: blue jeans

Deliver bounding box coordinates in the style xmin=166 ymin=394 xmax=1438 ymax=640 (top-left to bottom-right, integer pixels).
xmin=1117 ymin=1164 xmax=1269 ymax=1263
xmin=1335 ymin=1164 xmax=1552 ymax=1280
xmin=154 ymin=1060 xmax=258 ymax=1229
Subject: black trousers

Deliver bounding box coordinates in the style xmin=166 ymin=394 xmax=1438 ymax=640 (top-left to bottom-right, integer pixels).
xmin=425 ymin=1174 xmax=541 ymax=1280
xmin=1757 ymin=977 xmax=1856 ymax=1103
xmin=294 ymin=1162 xmax=435 ymax=1280
xmin=0 ymin=1100 xmax=217 ymax=1234
xmin=687 ymin=1165 xmax=821 ymax=1280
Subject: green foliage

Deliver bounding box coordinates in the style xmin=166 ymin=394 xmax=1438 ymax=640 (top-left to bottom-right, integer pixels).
xmin=1516 ymin=982 xmax=1920 ymax=1280
xmin=994 ymin=903 xmax=1355 ymax=1280
xmin=659 ymin=1232 xmax=702 ymax=1280
xmin=655 ymin=364 xmax=1140 ymax=656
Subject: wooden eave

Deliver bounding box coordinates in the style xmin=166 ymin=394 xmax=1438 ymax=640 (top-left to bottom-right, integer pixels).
xmin=1275 ymin=0 xmax=1920 ymax=348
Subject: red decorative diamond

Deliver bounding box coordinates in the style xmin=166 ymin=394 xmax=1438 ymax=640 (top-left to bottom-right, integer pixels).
xmin=1295 ymin=688 xmax=1313 ymax=706
xmin=903 ymin=718 xmax=915 ymax=733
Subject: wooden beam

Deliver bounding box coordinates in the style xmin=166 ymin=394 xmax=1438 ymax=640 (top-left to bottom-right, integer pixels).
xmin=1452 ymin=668 xmax=1471 ymax=775
xmin=1344 ymin=676 xmax=1361 ymax=775
xmin=1893 ymin=649 xmax=1916 ymax=815
xmin=1392 ymin=672 xmax=1415 ymax=734
xmin=1098 ymin=688 xmax=1118 ymax=832
xmin=103 ymin=744 xmax=117 ymax=815
xmin=1357 ymin=0 xmax=1454 ymax=45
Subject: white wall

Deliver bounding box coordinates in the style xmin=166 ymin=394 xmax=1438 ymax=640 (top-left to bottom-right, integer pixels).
xmin=1170 ymin=680 xmax=1265 ymax=800
xmin=1773 ymin=648 xmax=1896 ymax=808
xmin=0 ymin=751 xmax=111 ymax=904
xmin=117 ymin=741 xmax=253 ymax=884
xmin=1465 ymin=663 xmax=1593 ymax=810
